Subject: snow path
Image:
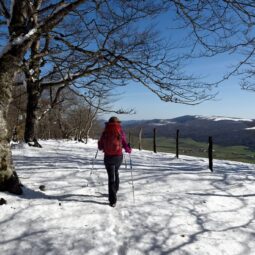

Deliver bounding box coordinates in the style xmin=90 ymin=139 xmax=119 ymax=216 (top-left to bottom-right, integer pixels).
xmin=1 ymin=140 xmax=255 ymax=255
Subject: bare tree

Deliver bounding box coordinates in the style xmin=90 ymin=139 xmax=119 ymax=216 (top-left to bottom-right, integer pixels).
xmin=170 ymin=1 xmax=255 ymax=90
xmin=69 ymin=85 xmax=125 ymax=143
xmin=19 ymin=1 xmax=216 ymax=146
xmin=0 ymin=0 xmax=88 ymax=194
xmin=35 ymin=85 xmax=122 ymax=141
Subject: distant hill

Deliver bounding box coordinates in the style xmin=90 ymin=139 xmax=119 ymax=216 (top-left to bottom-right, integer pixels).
xmin=122 ymin=115 xmax=255 ymax=149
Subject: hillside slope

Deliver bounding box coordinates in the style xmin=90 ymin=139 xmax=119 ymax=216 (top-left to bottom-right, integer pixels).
xmin=122 ymin=115 xmax=255 ymax=148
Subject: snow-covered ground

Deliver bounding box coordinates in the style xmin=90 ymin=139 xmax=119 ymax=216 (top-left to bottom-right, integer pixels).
xmin=1 ymin=140 xmax=255 ymax=255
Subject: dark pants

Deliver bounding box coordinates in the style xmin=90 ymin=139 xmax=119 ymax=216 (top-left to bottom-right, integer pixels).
xmin=104 ymin=155 xmax=123 ymax=204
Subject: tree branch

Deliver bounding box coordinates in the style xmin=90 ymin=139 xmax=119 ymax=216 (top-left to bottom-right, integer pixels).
xmin=0 ymin=0 xmax=10 ymax=19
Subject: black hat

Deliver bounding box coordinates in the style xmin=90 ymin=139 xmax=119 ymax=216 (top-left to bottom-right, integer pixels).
xmin=108 ymin=116 xmax=121 ymax=123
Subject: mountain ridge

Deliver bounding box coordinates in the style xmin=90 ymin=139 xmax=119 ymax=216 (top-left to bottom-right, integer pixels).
xmin=121 ymin=115 xmax=255 ymax=149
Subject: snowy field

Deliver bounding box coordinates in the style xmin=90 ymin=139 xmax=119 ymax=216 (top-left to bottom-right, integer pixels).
xmin=1 ymin=140 xmax=255 ymax=255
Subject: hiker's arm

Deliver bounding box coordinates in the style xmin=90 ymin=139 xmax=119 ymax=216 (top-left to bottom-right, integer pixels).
xmin=121 ymin=131 xmax=132 ymax=153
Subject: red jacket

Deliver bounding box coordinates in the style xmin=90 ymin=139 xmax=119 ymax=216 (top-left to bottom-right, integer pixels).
xmin=98 ymin=122 xmax=131 ymax=156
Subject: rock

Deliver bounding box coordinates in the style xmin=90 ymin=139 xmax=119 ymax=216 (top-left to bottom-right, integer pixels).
xmin=39 ymin=185 xmax=46 ymax=191
xmin=0 ymin=198 xmax=7 ymax=205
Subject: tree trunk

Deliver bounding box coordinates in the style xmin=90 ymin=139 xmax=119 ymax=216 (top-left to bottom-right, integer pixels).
xmin=24 ymin=83 xmax=42 ymax=147
xmin=0 ymin=55 xmax=22 ymax=194
xmin=0 ymin=0 xmax=36 ymax=194
xmin=84 ymin=119 xmax=94 ymax=144
xmin=0 ymin=0 xmax=86 ymax=194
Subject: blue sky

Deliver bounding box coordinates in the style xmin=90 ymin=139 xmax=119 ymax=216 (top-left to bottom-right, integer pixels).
xmin=103 ymin=10 xmax=255 ymax=121
xmin=104 ymin=75 xmax=255 ymax=121
xmin=103 ymin=48 xmax=255 ymax=121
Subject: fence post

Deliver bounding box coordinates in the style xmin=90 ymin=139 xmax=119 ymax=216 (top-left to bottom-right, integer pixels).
xmin=153 ymin=128 xmax=157 ymax=153
xmin=138 ymin=128 xmax=142 ymax=150
xmin=128 ymin=132 xmax=131 ymax=144
xmin=208 ymin=136 xmax=213 ymax=172
xmin=176 ymin=129 xmax=179 ymax=158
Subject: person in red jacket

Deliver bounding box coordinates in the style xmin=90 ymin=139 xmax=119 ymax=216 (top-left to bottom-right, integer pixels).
xmin=98 ymin=116 xmax=131 ymax=207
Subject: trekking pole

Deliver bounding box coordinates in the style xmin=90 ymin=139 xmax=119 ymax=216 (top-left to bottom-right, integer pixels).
xmin=129 ymin=154 xmax=135 ymax=203
xmin=90 ymin=149 xmax=99 ymax=175
xmin=123 ymin=153 xmax=127 ymax=169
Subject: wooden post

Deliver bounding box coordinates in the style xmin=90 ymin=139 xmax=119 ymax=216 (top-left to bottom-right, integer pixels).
xmin=153 ymin=128 xmax=157 ymax=153
xmin=128 ymin=131 xmax=131 ymax=145
xmin=138 ymin=128 xmax=142 ymax=150
xmin=176 ymin=129 xmax=179 ymax=158
xmin=208 ymin=136 xmax=213 ymax=172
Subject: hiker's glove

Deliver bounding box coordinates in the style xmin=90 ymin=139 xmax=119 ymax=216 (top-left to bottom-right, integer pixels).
xmin=125 ymin=143 xmax=132 ymax=153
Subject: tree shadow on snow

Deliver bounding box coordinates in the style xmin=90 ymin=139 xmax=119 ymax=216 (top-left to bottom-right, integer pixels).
xmin=11 ymin=142 xmax=255 ymax=255
xmin=20 ymin=186 xmax=109 ymax=205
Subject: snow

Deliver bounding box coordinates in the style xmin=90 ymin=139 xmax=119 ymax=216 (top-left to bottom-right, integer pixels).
xmin=246 ymin=127 xmax=255 ymax=130
xmin=195 ymin=115 xmax=253 ymax=122
xmin=149 ymin=121 xmax=176 ymax=126
xmin=12 ymin=28 xmax=37 ymax=45
xmin=145 ymin=119 xmax=176 ymax=126
xmin=0 ymin=28 xmax=37 ymax=58
xmin=1 ymin=140 xmax=255 ymax=255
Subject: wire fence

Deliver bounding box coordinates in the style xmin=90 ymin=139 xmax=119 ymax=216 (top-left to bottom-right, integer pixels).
xmin=91 ymin=126 xmax=255 ymax=168
xmin=124 ymin=127 xmax=255 ymax=169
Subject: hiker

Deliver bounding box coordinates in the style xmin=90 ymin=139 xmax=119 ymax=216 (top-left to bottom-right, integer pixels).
xmin=98 ymin=116 xmax=132 ymax=207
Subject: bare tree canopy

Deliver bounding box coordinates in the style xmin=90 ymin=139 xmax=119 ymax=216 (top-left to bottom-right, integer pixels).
xmin=170 ymin=0 xmax=255 ymax=89
xmin=34 ymin=1 xmax=212 ymax=104
xmin=1 ymin=1 xmax=217 ymax=147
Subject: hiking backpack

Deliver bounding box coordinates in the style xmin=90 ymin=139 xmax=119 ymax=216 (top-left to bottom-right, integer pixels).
xmin=102 ymin=126 xmax=122 ymax=155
